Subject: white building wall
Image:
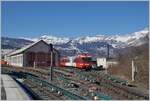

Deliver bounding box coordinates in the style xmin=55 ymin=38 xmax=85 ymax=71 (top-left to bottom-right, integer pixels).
xmin=4 ymin=56 xmax=10 ymax=64
xmin=9 ymin=54 xmax=23 ymax=67
xmin=97 ymin=58 xmax=107 ymax=69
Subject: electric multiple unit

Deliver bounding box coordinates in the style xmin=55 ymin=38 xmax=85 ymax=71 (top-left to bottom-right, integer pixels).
xmin=60 ymin=53 xmax=97 ymax=69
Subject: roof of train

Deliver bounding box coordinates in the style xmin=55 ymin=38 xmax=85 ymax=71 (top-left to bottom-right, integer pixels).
xmin=61 ymin=53 xmax=92 ymax=59
xmin=77 ymin=53 xmax=92 ymax=57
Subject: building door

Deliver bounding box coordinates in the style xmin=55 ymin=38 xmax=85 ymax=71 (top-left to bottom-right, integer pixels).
xmin=26 ymin=52 xmax=35 ymax=67
xmin=36 ymin=52 xmax=46 ymax=67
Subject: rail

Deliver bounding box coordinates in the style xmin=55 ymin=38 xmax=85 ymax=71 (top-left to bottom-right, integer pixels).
xmin=26 ymin=74 xmax=87 ymax=100
xmin=2 ymin=66 xmax=149 ymax=100
xmin=1 ymin=67 xmax=87 ymax=100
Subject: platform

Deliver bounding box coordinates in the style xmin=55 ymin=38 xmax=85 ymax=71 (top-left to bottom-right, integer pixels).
xmin=1 ymin=74 xmax=31 ymax=100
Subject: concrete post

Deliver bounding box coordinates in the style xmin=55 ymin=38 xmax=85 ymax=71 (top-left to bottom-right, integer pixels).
xmin=132 ymin=60 xmax=136 ymax=81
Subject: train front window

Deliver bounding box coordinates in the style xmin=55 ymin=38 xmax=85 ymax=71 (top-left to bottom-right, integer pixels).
xmin=82 ymin=57 xmax=92 ymax=62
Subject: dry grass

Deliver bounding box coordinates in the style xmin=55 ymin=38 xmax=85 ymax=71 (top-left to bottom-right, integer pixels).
xmin=108 ymin=43 xmax=149 ymax=89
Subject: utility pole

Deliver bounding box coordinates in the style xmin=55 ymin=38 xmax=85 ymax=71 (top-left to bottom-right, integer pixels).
xmin=107 ymin=43 xmax=109 ymax=59
xmin=49 ymin=44 xmax=53 ymax=82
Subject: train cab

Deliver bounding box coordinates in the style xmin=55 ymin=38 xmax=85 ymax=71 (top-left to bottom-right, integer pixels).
xmin=60 ymin=53 xmax=97 ymax=70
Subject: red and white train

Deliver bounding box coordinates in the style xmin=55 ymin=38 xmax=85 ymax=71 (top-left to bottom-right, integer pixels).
xmin=60 ymin=53 xmax=97 ymax=69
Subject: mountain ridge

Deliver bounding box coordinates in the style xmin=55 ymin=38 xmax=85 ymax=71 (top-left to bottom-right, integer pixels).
xmin=1 ymin=28 xmax=149 ymax=57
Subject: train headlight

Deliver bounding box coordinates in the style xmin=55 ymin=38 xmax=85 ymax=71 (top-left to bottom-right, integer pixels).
xmin=79 ymin=63 xmax=83 ymax=65
xmin=94 ymin=96 xmax=100 ymax=100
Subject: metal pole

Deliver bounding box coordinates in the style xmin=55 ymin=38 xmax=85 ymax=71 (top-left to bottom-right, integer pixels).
xmin=49 ymin=44 xmax=53 ymax=82
xmin=107 ymin=44 xmax=109 ymax=59
xmin=50 ymin=51 xmax=53 ymax=81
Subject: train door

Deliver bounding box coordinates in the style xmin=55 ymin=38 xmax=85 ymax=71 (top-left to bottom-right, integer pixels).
xmin=70 ymin=57 xmax=76 ymax=67
xmin=74 ymin=57 xmax=84 ymax=69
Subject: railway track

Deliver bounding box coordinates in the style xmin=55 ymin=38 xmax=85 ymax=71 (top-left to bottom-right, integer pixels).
xmin=23 ymin=78 xmax=64 ymax=100
xmin=54 ymin=67 xmax=149 ymax=100
xmin=2 ymin=66 xmax=111 ymax=100
xmin=1 ymin=66 xmax=87 ymax=100
xmin=54 ymin=68 xmax=126 ymax=99
xmin=54 ymin=71 xmax=112 ymax=100
xmin=24 ymin=74 xmax=87 ymax=100
xmin=2 ymin=66 xmax=149 ymax=100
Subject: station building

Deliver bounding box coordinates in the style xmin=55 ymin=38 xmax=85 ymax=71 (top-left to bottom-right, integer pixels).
xmin=5 ymin=40 xmax=60 ymax=68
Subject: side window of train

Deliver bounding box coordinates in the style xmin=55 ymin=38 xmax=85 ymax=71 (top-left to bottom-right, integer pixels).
xmin=74 ymin=58 xmax=77 ymax=62
xmin=66 ymin=59 xmax=70 ymax=62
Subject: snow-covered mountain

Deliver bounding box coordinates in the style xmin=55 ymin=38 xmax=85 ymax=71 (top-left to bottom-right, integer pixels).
xmin=1 ymin=28 xmax=149 ymax=57
xmin=21 ymin=35 xmax=70 ymax=45
xmin=1 ymin=37 xmax=33 ymax=56
xmin=1 ymin=37 xmax=33 ymax=49
xmin=25 ymin=28 xmax=148 ymax=47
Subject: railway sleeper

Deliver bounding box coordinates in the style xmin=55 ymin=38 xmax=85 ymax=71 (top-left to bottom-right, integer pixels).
xmin=30 ymin=86 xmax=50 ymax=99
xmin=4 ymin=67 xmax=147 ymax=100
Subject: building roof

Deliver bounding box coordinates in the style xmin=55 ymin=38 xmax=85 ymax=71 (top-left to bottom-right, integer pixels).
xmin=7 ymin=40 xmax=58 ymax=56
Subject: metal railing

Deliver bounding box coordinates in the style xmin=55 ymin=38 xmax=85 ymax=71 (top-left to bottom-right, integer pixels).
xmin=26 ymin=74 xmax=87 ymax=100
xmin=1 ymin=67 xmax=87 ymax=100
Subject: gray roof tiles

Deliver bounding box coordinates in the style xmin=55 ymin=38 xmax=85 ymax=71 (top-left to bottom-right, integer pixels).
xmin=7 ymin=40 xmax=57 ymax=56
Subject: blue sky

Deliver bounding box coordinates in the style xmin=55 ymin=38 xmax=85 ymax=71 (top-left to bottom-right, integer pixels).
xmin=2 ymin=1 xmax=149 ymax=38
